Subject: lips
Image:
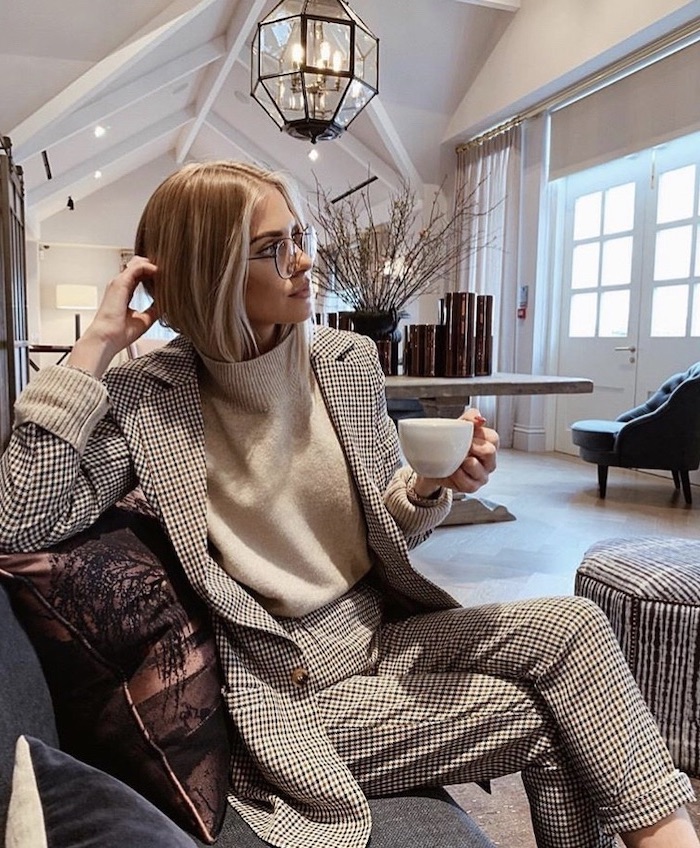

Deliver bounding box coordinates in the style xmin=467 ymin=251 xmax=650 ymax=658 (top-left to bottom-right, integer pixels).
xmin=290 ymin=284 xmax=311 ymax=298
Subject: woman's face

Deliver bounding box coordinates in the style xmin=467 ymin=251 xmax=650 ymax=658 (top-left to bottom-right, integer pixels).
xmin=246 ymin=188 xmax=314 ymax=353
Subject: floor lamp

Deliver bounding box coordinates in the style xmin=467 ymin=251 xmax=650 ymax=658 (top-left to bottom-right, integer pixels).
xmin=55 ymin=284 xmax=98 ymax=341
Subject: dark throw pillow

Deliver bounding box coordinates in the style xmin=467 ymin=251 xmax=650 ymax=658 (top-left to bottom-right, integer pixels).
xmin=6 ymin=735 xmax=197 ymax=847
xmin=0 ymin=490 xmax=230 ymax=844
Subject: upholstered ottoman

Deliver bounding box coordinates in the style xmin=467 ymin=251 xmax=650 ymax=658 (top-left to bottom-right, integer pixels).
xmin=575 ymin=536 xmax=700 ymax=777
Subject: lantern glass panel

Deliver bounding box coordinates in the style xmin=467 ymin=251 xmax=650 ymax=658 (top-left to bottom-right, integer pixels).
xmin=354 ymin=26 xmax=378 ymax=88
xmin=252 ymin=80 xmax=285 ymax=127
xmin=302 ymin=72 xmax=344 ymax=120
xmin=305 ymin=0 xmax=351 ymax=21
xmin=267 ymin=0 xmax=304 ymax=22
xmin=336 ymin=80 xmax=374 ymax=127
xmin=275 ymin=73 xmax=307 ymax=119
xmin=305 ymin=19 xmax=351 ymax=72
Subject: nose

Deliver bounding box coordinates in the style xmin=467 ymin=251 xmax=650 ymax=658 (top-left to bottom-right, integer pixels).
xmin=294 ymin=243 xmax=314 ymax=273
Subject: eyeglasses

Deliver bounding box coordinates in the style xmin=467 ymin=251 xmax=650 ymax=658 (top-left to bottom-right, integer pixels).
xmin=248 ymin=227 xmax=318 ymax=280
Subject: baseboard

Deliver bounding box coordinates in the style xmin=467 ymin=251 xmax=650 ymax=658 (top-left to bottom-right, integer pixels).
xmin=512 ymin=423 xmax=547 ymax=452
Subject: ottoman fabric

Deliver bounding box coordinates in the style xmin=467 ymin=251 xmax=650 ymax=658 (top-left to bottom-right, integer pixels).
xmin=575 ymin=536 xmax=700 ymax=778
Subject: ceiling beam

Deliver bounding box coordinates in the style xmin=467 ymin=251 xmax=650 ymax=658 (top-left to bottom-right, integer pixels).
xmin=14 ymin=39 xmax=224 ymax=163
xmin=10 ymin=0 xmax=219 ymax=157
xmin=365 ymin=98 xmax=423 ymax=189
xmin=337 ymin=132 xmax=402 ymax=195
xmin=28 ymin=107 xmax=194 ymax=206
xmin=205 ymin=112 xmax=314 ymax=195
xmin=175 ymin=0 xmax=267 ymax=163
xmin=453 ymin=0 xmax=520 ymax=10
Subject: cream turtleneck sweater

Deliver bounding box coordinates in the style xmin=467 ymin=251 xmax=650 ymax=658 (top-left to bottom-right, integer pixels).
xmin=198 ymin=332 xmax=373 ymax=618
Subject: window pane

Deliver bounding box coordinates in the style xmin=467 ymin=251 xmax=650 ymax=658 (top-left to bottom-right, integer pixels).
xmin=569 ymin=292 xmax=598 ymax=337
xmin=695 ymin=225 xmax=700 ymax=278
xmin=573 ymin=192 xmax=602 ymax=240
xmin=571 ymin=242 xmax=600 ymax=289
xmin=599 ymin=290 xmax=630 ymax=337
xmin=692 ymin=283 xmax=700 ymax=336
xmin=654 ymin=226 xmax=692 ymax=280
xmin=603 ymin=183 xmax=635 ymax=234
xmin=650 ymin=284 xmax=689 ymax=336
xmin=657 ymin=164 xmax=696 ymax=224
xmin=601 ymin=236 xmax=633 ymax=286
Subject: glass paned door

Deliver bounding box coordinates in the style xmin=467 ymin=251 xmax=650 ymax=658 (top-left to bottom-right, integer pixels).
xmin=554 ymin=127 xmax=700 ymax=457
xmin=637 ymin=137 xmax=700 ymax=396
xmin=555 ymin=153 xmax=648 ymax=450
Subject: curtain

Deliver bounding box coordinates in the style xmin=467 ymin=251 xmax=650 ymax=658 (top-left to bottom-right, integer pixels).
xmin=454 ymin=122 xmax=521 ymax=445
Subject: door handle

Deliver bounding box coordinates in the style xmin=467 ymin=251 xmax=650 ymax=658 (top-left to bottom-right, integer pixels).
xmin=614 ymin=346 xmax=636 ymax=352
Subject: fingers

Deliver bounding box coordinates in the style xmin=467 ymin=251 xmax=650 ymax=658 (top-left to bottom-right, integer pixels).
xmin=460 ymin=406 xmax=487 ymax=428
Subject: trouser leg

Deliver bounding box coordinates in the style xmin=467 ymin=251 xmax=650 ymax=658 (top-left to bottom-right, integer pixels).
xmin=317 ymin=595 xmax=693 ymax=846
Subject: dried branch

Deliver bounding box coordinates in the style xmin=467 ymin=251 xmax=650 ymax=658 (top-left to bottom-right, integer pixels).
xmin=311 ymin=177 xmax=496 ymax=313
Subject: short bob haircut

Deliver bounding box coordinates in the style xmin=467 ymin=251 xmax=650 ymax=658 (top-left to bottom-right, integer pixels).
xmin=134 ymin=160 xmax=311 ymax=362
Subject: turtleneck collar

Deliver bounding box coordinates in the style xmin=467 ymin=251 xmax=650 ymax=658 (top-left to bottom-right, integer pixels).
xmin=197 ymin=329 xmax=302 ymax=414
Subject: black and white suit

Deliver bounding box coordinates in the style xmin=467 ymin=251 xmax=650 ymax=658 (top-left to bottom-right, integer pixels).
xmin=0 ymin=327 xmax=693 ymax=848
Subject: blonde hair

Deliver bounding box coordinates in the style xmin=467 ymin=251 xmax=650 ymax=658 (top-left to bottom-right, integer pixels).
xmin=134 ymin=160 xmax=310 ymax=361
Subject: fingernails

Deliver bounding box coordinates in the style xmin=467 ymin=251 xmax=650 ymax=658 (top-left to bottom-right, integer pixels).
xmin=474 ymin=415 xmax=487 ymax=426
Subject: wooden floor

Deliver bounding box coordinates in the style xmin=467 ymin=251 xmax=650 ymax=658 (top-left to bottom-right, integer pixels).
xmin=412 ymin=449 xmax=699 ymax=608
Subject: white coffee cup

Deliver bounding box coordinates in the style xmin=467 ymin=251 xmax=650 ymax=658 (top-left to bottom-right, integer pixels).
xmin=398 ymin=418 xmax=474 ymax=479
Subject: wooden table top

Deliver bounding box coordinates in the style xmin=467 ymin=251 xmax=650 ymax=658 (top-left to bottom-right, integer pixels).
xmin=385 ymin=372 xmax=594 ymax=400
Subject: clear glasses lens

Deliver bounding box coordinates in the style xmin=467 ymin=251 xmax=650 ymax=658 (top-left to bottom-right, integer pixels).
xmin=275 ymin=227 xmax=317 ymax=278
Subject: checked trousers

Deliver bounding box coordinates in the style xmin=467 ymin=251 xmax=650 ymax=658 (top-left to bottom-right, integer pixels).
xmin=277 ymin=585 xmax=695 ymax=848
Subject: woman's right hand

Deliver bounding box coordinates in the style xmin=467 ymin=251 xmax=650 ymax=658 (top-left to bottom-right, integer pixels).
xmin=66 ymin=256 xmax=158 ymax=378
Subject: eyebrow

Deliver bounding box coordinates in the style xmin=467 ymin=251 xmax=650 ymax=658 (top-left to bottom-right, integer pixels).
xmin=250 ymin=224 xmax=303 ymax=246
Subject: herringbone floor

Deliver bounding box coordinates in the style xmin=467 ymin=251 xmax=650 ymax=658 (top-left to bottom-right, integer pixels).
xmin=411 ymin=449 xmax=699 ymax=847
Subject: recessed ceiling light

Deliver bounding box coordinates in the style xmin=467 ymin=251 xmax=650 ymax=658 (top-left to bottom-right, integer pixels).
xmin=308 ymin=148 xmax=319 ymax=162
xmin=94 ymin=125 xmax=106 ymax=138
xmin=94 ymin=170 xmax=103 ymax=179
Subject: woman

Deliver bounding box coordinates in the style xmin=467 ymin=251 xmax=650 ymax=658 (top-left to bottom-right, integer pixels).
xmin=0 ymin=161 xmax=697 ymax=848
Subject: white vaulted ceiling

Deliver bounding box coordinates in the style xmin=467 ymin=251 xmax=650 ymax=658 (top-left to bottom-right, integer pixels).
xmin=1 ymin=0 xmax=698 ymax=236
xmin=0 ymin=0 xmax=514 ymax=227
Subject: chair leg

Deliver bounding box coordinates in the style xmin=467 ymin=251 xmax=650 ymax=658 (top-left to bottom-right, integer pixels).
xmin=672 ymin=469 xmax=681 ymax=489
xmin=597 ymin=465 xmax=608 ymax=499
xmin=679 ymin=470 xmax=692 ymax=505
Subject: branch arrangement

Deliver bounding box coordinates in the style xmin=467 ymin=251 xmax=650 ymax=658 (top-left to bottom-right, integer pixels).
xmin=311 ymin=178 xmax=494 ymax=314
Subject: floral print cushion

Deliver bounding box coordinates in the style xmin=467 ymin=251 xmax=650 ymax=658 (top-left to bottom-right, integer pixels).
xmin=0 ymin=489 xmax=230 ymax=844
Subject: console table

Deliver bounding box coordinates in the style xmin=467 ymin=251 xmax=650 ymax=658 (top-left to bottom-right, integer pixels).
xmin=385 ymin=372 xmax=593 ymax=417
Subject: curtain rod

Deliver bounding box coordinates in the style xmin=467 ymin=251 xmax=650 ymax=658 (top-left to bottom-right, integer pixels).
xmin=457 ymin=14 xmax=700 ymax=150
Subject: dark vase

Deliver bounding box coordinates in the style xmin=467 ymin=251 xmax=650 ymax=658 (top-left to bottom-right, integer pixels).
xmin=349 ymin=309 xmax=401 ymax=342
xmin=349 ymin=310 xmax=401 ymax=376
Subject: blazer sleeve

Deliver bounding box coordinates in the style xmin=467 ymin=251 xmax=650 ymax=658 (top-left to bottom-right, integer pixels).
xmin=0 ymin=366 xmax=137 ymax=552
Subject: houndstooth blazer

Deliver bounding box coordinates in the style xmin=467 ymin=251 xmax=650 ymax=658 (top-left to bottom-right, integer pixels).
xmin=0 ymin=326 xmax=459 ymax=848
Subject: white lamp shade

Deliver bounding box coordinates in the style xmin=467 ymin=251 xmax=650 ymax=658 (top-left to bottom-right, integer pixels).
xmin=55 ymin=284 xmax=98 ymax=310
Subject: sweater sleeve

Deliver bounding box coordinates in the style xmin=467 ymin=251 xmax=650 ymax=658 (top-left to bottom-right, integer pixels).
xmin=383 ymin=465 xmax=452 ymax=548
xmin=0 ymin=366 xmax=136 ymax=552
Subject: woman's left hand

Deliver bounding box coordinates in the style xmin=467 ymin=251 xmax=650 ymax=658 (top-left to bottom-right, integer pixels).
xmin=411 ymin=407 xmax=499 ymax=497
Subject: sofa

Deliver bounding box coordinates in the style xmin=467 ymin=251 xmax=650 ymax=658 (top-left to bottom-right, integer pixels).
xmin=0 ymin=490 xmax=496 ymax=848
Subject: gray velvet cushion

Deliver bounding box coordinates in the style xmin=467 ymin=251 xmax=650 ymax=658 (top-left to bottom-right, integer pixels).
xmin=6 ymin=735 xmax=197 ymax=847
xmin=0 ymin=583 xmax=58 ymax=837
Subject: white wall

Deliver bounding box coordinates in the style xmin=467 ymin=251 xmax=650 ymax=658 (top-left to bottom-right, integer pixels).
xmin=446 ymin=0 xmax=700 ymax=141
xmin=40 ymin=154 xmax=179 ymax=247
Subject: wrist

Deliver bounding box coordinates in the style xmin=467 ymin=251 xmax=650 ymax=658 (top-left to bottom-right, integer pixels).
xmin=410 ymin=474 xmax=442 ymax=499
xmin=66 ymin=333 xmax=120 ymax=379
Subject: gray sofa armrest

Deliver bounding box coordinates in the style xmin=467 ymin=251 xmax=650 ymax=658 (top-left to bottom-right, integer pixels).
xmin=195 ymin=788 xmax=497 ymax=847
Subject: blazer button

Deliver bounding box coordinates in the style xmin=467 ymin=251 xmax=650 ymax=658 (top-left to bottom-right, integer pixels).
xmin=290 ymin=667 xmax=310 ymax=687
